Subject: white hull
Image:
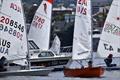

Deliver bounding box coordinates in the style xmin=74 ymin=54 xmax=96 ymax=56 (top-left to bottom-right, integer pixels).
xmin=30 ymin=55 xmax=71 ymax=71
xmin=0 ymin=68 xmax=52 ymax=76
xmin=30 ymin=55 xmax=71 ymax=62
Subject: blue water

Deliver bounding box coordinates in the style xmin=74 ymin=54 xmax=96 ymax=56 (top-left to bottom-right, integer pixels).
xmin=0 ymin=70 xmax=120 ymax=80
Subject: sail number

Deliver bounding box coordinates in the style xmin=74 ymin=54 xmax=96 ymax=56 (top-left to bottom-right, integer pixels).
xmin=104 ymin=43 xmax=113 ymax=51
xmin=0 ymin=16 xmax=24 ymax=32
xmin=77 ymin=0 xmax=87 ymax=15
xmin=0 ymin=24 xmax=23 ymax=40
xmin=0 ymin=16 xmax=24 ymax=40
xmin=32 ymin=15 xmax=45 ymax=29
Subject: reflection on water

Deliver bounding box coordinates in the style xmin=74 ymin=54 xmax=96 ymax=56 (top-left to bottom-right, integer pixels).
xmin=0 ymin=71 xmax=120 ymax=80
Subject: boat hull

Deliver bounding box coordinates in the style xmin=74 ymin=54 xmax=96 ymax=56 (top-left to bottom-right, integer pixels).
xmin=64 ymin=67 xmax=104 ymax=77
xmin=103 ymin=66 xmax=120 ymax=71
xmin=0 ymin=68 xmax=52 ymax=76
xmin=30 ymin=55 xmax=71 ymax=70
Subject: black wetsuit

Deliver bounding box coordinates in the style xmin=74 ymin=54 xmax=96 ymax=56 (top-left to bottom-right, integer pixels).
xmin=104 ymin=58 xmax=116 ymax=67
xmin=0 ymin=57 xmax=7 ymax=71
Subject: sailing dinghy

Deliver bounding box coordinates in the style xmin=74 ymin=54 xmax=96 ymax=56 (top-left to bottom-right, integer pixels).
xmin=28 ymin=0 xmax=71 ymax=70
xmin=0 ymin=0 xmax=52 ymax=76
xmin=97 ymin=0 xmax=120 ymax=70
xmin=64 ymin=0 xmax=104 ymax=77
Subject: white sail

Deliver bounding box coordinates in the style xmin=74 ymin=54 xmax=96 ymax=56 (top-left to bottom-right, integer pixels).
xmin=97 ymin=0 xmax=120 ymax=58
xmin=72 ymin=0 xmax=92 ymax=60
xmin=50 ymin=35 xmax=61 ymax=54
xmin=0 ymin=0 xmax=28 ymax=65
xmin=28 ymin=0 xmax=53 ymax=50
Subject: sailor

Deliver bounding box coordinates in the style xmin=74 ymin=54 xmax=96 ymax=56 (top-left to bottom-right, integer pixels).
xmin=104 ymin=54 xmax=116 ymax=67
xmin=0 ymin=56 xmax=7 ymax=71
xmin=88 ymin=60 xmax=92 ymax=68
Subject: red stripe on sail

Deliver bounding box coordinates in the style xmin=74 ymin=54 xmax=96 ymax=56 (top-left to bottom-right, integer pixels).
xmin=47 ymin=0 xmax=53 ymax=4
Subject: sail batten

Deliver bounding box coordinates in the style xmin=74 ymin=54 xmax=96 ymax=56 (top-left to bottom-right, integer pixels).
xmin=72 ymin=0 xmax=92 ymax=60
xmin=97 ymin=0 xmax=120 ymax=58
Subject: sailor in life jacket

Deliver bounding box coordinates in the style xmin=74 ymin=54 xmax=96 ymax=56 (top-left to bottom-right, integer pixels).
xmin=104 ymin=54 xmax=116 ymax=67
xmin=0 ymin=56 xmax=7 ymax=71
xmin=88 ymin=60 xmax=92 ymax=68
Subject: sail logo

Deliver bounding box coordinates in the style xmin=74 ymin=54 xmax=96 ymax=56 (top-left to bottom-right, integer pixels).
xmin=77 ymin=0 xmax=87 ymax=15
xmin=10 ymin=3 xmax=21 ymax=13
xmin=104 ymin=43 xmax=120 ymax=53
xmin=0 ymin=38 xmax=11 ymax=55
xmin=104 ymin=22 xmax=120 ymax=36
xmin=104 ymin=43 xmax=114 ymax=51
xmin=43 ymin=3 xmax=47 ymax=14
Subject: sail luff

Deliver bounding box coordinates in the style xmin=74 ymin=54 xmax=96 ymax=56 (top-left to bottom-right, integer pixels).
xmin=47 ymin=0 xmax=53 ymax=49
xmin=90 ymin=0 xmax=93 ymax=62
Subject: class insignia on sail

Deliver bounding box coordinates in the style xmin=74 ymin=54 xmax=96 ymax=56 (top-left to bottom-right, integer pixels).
xmin=0 ymin=38 xmax=11 ymax=55
xmin=10 ymin=3 xmax=21 ymax=13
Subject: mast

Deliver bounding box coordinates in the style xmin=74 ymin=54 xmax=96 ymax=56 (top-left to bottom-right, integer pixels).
xmin=20 ymin=0 xmax=30 ymax=69
xmin=90 ymin=0 xmax=93 ymax=64
xmin=0 ymin=0 xmax=3 ymax=9
xmin=48 ymin=0 xmax=53 ymax=49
